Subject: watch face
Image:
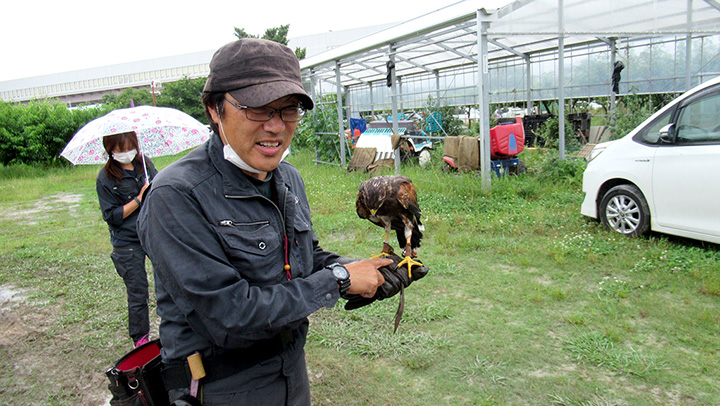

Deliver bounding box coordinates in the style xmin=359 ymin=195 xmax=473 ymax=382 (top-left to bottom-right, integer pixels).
xmin=332 ymin=265 xmax=349 ymax=279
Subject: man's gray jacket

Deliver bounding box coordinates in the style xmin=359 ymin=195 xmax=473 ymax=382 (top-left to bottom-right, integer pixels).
xmin=137 ymin=134 xmax=342 ymax=364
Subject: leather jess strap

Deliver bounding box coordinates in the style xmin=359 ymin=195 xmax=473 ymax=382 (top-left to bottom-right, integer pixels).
xmin=161 ymin=329 xmax=296 ymax=390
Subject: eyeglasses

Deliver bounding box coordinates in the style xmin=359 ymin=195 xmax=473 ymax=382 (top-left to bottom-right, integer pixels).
xmin=225 ymin=98 xmax=305 ymax=122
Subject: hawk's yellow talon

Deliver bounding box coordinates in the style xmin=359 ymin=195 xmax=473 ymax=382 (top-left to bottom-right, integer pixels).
xmin=397 ymin=255 xmax=422 ymax=278
xmin=370 ymin=252 xmax=392 ymax=259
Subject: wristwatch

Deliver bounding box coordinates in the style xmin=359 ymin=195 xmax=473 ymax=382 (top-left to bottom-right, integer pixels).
xmin=329 ymin=263 xmax=351 ymax=295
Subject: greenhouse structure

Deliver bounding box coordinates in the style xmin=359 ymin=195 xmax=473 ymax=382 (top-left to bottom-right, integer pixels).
xmin=299 ymin=0 xmax=720 ymax=189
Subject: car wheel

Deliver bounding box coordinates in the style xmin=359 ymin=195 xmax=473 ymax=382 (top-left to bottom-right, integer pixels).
xmin=599 ymin=185 xmax=650 ymax=237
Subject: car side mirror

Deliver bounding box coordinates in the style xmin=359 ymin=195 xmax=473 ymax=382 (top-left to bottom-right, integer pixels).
xmin=659 ymin=123 xmax=675 ymax=143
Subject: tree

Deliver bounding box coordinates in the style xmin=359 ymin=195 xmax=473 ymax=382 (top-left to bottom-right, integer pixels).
xmin=233 ymin=24 xmax=307 ymax=60
xmin=294 ymin=47 xmax=306 ymax=60
xmin=156 ymin=77 xmax=207 ymax=123
xmin=233 ymin=27 xmax=256 ymax=39
xmin=101 ymin=88 xmax=153 ymax=109
xmin=262 ymin=25 xmax=290 ymax=45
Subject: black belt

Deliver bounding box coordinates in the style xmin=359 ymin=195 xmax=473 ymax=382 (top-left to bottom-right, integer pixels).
xmin=161 ymin=329 xmax=296 ymax=390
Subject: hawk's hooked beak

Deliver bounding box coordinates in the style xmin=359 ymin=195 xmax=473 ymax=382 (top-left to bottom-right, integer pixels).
xmin=370 ymin=209 xmax=377 ymax=215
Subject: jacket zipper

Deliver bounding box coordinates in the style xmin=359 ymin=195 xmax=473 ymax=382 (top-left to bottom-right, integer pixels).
xmin=224 ymin=193 xmax=291 ymax=279
xmin=218 ymin=220 xmax=270 ymax=227
xmin=222 ymin=195 xmax=285 ymax=232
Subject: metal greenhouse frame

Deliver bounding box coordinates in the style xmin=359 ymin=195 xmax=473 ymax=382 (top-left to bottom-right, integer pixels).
xmin=299 ymin=0 xmax=720 ymax=190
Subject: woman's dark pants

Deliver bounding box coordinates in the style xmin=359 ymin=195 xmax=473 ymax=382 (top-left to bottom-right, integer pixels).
xmin=111 ymin=243 xmax=150 ymax=342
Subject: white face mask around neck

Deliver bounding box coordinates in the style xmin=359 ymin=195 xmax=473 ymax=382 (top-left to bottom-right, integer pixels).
xmin=113 ymin=149 xmax=137 ymax=164
xmin=217 ymin=117 xmax=265 ymax=174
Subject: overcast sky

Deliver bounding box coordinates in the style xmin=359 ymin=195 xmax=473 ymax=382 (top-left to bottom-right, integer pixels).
xmin=0 ymin=0 xmax=500 ymax=82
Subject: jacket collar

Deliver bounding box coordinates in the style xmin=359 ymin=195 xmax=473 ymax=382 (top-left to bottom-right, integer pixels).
xmin=111 ymin=160 xmax=143 ymax=180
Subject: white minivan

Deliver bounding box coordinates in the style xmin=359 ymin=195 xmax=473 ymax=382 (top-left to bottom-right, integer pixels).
xmin=581 ymin=76 xmax=720 ymax=244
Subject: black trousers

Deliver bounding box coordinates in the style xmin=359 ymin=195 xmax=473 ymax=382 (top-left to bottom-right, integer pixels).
xmin=168 ymin=345 xmax=311 ymax=406
xmin=111 ymin=243 xmax=150 ymax=342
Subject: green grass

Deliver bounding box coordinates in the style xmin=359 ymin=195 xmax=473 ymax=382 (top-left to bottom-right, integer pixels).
xmin=0 ymin=148 xmax=719 ymax=405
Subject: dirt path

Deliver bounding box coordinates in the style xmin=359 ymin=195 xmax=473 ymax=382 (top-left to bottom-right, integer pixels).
xmin=0 ymin=284 xmax=112 ymax=405
xmin=0 ymin=192 xmax=138 ymax=404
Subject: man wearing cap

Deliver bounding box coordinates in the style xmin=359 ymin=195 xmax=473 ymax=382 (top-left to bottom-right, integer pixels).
xmin=137 ymin=39 xmax=390 ymax=405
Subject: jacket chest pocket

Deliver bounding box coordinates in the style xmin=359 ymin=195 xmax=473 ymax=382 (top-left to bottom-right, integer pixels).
xmin=115 ymin=183 xmax=138 ymax=201
xmin=215 ymin=220 xmax=281 ymax=283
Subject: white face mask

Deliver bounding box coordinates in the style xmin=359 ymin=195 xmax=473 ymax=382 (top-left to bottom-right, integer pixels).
xmin=113 ymin=149 xmax=137 ymax=164
xmin=218 ymin=117 xmax=264 ymax=174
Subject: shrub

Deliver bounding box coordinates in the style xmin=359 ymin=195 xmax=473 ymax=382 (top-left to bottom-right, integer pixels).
xmin=294 ymin=94 xmax=343 ymax=162
xmin=0 ymin=100 xmax=109 ymax=166
xmin=605 ymin=91 xmax=676 ymax=140
xmin=538 ymin=155 xmax=587 ymax=185
xmin=538 ymin=116 xmax=579 ymax=150
xmin=523 ymin=148 xmax=587 ymax=185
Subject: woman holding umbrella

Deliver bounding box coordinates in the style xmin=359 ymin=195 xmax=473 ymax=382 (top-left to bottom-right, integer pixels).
xmin=96 ymin=131 xmax=158 ymax=348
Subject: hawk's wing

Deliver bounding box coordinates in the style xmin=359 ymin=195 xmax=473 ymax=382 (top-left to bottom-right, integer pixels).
xmin=395 ymin=178 xmax=421 ymax=221
xmin=388 ymin=176 xmax=423 ymax=250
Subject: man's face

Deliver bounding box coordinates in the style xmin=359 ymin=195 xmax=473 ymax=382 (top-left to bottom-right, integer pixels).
xmin=210 ymin=94 xmax=300 ymax=179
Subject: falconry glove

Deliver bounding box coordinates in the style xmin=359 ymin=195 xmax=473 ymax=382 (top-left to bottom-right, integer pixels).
xmin=344 ymin=253 xmax=429 ymax=331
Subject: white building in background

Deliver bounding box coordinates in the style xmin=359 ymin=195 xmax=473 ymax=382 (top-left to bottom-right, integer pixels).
xmin=0 ymin=23 xmax=393 ymax=106
xmin=0 ymin=51 xmax=215 ymax=106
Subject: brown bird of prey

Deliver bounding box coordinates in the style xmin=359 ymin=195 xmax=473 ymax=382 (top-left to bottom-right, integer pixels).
xmin=356 ymin=175 xmax=424 ymax=276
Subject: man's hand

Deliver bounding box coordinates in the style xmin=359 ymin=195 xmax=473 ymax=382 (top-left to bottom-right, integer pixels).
xmin=344 ymin=258 xmax=391 ymax=298
xmin=344 ymin=254 xmax=429 ymax=311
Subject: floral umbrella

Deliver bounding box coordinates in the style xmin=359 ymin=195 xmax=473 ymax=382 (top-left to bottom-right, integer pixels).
xmin=61 ymin=105 xmax=210 ymax=166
